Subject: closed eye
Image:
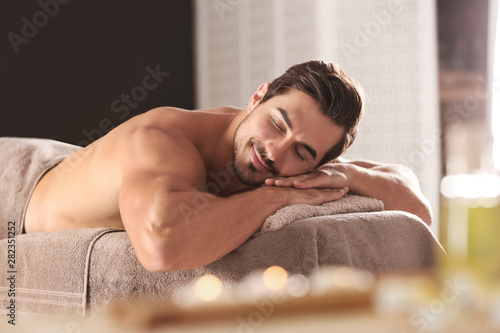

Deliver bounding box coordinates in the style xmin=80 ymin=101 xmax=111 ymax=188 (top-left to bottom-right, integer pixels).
xmin=271 ymin=118 xmax=285 ymax=133
xmin=294 ymin=146 xmax=305 ymax=161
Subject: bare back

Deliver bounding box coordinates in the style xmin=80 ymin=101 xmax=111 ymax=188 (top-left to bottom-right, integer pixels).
xmin=24 ymin=107 xmax=241 ymax=233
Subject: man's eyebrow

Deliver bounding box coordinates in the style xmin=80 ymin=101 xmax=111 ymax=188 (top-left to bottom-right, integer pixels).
xmin=301 ymin=143 xmax=317 ymax=161
xmin=277 ymin=107 xmax=293 ymax=130
xmin=276 ymin=107 xmax=317 ymax=161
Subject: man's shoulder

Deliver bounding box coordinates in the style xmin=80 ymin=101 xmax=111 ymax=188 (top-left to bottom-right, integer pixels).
xmin=140 ymin=105 xmax=241 ymax=120
xmin=122 ymin=121 xmax=202 ymax=165
xmin=132 ymin=106 xmax=240 ymax=133
xmin=118 ymin=107 xmax=194 ymax=143
xmin=113 ymin=120 xmax=207 ymax=188
xmin=103 ymin=107 xmax=205 ymax=171
xmin=137 ymin=106 xmax=191 ymax=127
xmin=108 ymin=105 xmax=240 ymax=179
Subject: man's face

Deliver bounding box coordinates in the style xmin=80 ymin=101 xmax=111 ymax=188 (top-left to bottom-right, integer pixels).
xmin=233 ymin=88 xmax=345 ymax=186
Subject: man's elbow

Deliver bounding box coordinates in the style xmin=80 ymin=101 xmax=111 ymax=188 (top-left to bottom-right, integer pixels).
xmin=410 ymin=196 xmax=432 ymax=227
xmin=398 ymin=175 xmax=433 ymax=227
xmin=133 ymin=227 xmax=181 ymax=273
xmin=136 ymin=245 xmax=177 ymax=273
xmin=418 ymin=202 xmax=433 ymax=227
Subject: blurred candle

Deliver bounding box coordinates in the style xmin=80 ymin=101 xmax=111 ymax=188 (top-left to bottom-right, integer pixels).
xmin=262 ymin=266 xmax=288 ymax=291
xmin=332 ymin=266 xmax=355 ymax=289
xmin=195 ymin=274 xmax=223 ymax=302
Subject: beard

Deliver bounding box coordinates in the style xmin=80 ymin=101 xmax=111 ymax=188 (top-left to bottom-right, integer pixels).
xmin=232 ymin=134 xmax=262 ymax=186
xmin=232 ymin=117 xmax=279 ymax=186
xmin=232 ymin=157 xmax=260 ymax=186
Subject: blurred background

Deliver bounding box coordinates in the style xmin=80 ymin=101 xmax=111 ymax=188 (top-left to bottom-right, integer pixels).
xmin=0 ymin=0 xmax=498 ymax=237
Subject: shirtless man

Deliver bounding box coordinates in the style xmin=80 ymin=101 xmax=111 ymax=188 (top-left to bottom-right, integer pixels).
xmin=24 ymin=60 xmax=431 ymax=272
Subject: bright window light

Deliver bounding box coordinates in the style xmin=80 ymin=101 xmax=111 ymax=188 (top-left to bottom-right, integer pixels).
xmin=441 ymin=174 xmax=500 ymax=199
xmin=493 ymin=3 xmax=500 ymax=169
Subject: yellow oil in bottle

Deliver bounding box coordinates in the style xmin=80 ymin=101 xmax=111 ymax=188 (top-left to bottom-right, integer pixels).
xmin=468 ymin=199 xmax=500 ymax=289
xmin=439 ymin=174 xmax=500 ymax=303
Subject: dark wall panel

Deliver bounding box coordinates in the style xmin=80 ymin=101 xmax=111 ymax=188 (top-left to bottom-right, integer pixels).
xmin=0 ymin=0 xmax=194 ymax=145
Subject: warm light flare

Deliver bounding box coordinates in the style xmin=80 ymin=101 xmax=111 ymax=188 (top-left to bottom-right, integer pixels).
xmin=262 ymin=266 xmax=288 ymax=291
xmin=332 ymin=266 xmax=356 ymax=288
xmin=195 ymin=274 xmax=223 ymax=302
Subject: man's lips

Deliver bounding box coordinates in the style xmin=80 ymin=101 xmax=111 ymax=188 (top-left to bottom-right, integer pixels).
xmin=251 ymin=145 xmax=271 ymax=173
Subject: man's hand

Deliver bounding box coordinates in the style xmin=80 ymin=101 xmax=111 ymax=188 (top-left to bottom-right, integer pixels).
xmin=264 ymin=164 xmax=349 ymax=190
xmin=263 ymin=164 xmax=349 ymax=206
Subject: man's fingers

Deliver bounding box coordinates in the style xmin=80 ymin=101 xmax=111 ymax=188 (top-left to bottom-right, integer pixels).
xmin=320 ymin=186 xmax=349 ymax=203
xmin=265 ymin=169 xmax=348 ymax=190
xmin=292 ymin=173 xmax=329 ymax=189
xmin=264 ymin=178 xmax=292 ymax=186
xmin=295 ymin=171 xmax=348 ymax=189
xmin=265 ymin=174 xmax=312 ymax=187
xmin=275 ymin=178 xmax=294 ymax=186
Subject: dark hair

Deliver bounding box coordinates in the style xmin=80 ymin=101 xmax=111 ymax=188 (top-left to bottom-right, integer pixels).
xmin=261 ymin=60 xmax=365 ymax=167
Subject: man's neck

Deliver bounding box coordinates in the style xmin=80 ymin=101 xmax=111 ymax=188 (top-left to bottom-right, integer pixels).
xmin=199 ymin=107 xmax=249 ymax=196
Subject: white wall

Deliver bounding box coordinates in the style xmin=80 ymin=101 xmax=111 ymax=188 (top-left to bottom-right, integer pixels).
xmin=195 ymin=0 xmax=441 ymax=235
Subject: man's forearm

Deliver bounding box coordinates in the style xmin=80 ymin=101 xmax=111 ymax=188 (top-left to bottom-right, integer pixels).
xmin=340 ymin=163 xmax=432 ymax=225
xmin=157 ymin=186 xmax=285 ymax=271
xmin=137 ymin=184 xmax=346 ymax=272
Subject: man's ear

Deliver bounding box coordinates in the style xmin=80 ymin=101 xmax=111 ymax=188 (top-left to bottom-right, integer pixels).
xmin=246 ymin=82 xmax=270 ymax=113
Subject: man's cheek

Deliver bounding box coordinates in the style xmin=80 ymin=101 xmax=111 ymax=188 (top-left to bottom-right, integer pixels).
xmin=254 ymin=118 xmax=275 ymax=139
xmin=279 ymin=166 xmax=305 ymax=178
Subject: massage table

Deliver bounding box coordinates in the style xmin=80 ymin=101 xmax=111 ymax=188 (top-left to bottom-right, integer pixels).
xmin=0 ymin=138 xmax=443 ymax=317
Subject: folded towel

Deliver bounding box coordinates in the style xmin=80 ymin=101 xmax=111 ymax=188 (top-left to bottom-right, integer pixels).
xmin=259 ymin=194 xmax=384 ymax=234
xmin=0 ymin=137 xmax=80 ymax=238
xmin=86 ymin=210 xmax=441 ymax=313
xmin=0 ymin=228 xmax=121 ymax=318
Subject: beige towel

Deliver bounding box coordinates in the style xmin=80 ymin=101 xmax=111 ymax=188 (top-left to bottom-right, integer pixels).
xmin=86 ymin=210 xmax=441 ymax=313
xmin=260 ymin=195 xmax=384 ymax=233
xmin=0 ymin=212 xmax=441 ymax=318
xmin=0 ymin=228 xmax=121 ymax=318
xmin=0 ymin=137 xmax=80 ymax=238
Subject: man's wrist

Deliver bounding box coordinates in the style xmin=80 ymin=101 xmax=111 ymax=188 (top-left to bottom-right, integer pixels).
xmin=338 ymin=162 xmax=358 ymax=192
xmin=256 ymin=185 xmax=289 ymax=207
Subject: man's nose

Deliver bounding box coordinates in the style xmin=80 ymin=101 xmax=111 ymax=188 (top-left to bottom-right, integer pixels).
xmin=266 ymin=141 xmax=289 ymax=164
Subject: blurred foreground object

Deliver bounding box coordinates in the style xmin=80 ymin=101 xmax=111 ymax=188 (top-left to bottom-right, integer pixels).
xmin=439 ymin=122 xmax=500 ymax=326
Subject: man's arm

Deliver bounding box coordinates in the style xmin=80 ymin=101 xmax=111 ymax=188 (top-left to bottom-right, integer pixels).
xmin=264 ymin=158 xmax=432 ymax=226
xmin=118 ymin=127 xmax=347 ymax=272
